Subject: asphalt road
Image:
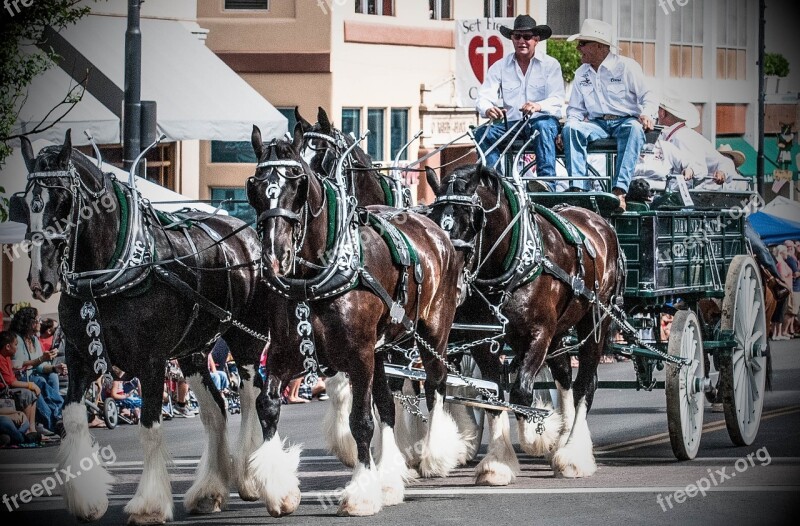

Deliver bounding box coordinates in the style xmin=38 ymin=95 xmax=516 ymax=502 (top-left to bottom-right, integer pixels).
xmin=2 ymin=340 xmax=799 ymax=525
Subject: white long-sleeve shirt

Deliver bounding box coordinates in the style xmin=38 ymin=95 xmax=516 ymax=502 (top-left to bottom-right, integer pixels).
xmin=476 ymin=51 xmax=565 ymax=122
xmin=634 ymin=138 xmax=706 ymax=189
xmin=660 ymin=123 xmax=736 ymax=190
xmin=567 ymin=53 xmax=658 ymax=122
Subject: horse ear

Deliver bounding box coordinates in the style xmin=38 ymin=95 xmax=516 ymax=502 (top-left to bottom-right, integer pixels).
xmin=318 ymin=107 xmax=332 ymax=134
xmin=295 ymin=107 xmax=312 ymax=133
xmin=292 ymin=122 xmax=305 ymax=155
xmin=425 ymin=166 xmax=440 ymax=194
xmin=57 ymin=129 xmax=72 ymax=167
xmin=20 ymin=136 xmax=35 ymax=173
xmin=251 ymin=125 xmax=264 ymax=160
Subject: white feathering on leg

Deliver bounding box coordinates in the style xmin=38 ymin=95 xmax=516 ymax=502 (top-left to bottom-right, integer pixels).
xmin=322 ymin=372 xmax=358 ymax=467
xmin=234 ymin=370 xmax=264 ymax=501
xmin=474 ymin=410 xmax=519 ymax=486
xmin=419 ymin=392 xmax=468 ymax=478
xmin=518 ymin=397 xmax=560 ymax=457
xmin=124 ymin=423 xmax=174 ymax=523
xmin=551 ymin=398 xmax=597 ymax=478
xmin=248 ymin=433 xmax=302 ymax=517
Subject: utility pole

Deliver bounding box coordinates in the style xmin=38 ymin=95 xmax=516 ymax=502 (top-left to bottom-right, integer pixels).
xmin=757 ymin=0 xmax=765 ymax=198
xmin=123 ymin=0 xmax=143 ymax=172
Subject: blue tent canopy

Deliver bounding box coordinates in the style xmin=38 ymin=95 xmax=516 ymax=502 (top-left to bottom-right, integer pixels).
xmin=749 ymin=211 xmax=800 ymax=245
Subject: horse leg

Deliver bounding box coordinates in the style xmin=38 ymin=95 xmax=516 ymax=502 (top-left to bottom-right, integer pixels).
xmin=515 ymin=353 xmax=565 ymax=458
xmin=418 ymin=327 xmax=469 ymax=478
xmin=58 ymin=342 xmax=113 ymax=522
xmin=393 ymin=378 xmax=425 ymax=470
xmin=372 ymin=359 xmax=410 ymax=506
xmin=472 ymin=345 xmax=518 ymax=486
xmin=125 ymin=369 xmax=175 ymax=524
xmin=550 ymin=321 xmax=603 ymax=478
xmin=445 ymin=353 xmax=481 ymax=463
xmin=249 ymin=373 xmax=302 ymax=517
xmin=181 ymin=357 xmax=230 ymax=514
xmin=322 ymin=371 xmax=358 ymax=467
xmin=233 ymin=366 xmax=264 ymax=501
xmin=337 ymin=364 xmax=383 ymax=516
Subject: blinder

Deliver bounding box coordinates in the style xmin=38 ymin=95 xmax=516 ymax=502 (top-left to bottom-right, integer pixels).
xmin=8 ymin=194 xmax=29 ymax=225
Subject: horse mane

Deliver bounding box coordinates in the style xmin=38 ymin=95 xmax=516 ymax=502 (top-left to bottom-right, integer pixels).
xmin=38 ymin=144 xmax=106 ymax=186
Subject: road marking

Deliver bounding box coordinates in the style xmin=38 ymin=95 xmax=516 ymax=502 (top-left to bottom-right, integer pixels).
xmin=596 ymin=405 xmax=800 ymax=454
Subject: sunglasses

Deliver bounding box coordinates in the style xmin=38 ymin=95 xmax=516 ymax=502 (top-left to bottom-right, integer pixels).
xmin=576 ymin=40 xmax=595 ymax=48
xmin=512 ymin=33 xmax=537 ymax=41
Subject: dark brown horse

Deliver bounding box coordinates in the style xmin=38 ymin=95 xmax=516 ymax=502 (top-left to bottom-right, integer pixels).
xmin=427 ymin=163 xmax=623 ymax=483
xmin=17 ymin=131 xmax=270 ymax=524
xmin=245 ymin=126 xmax=465 ymax=516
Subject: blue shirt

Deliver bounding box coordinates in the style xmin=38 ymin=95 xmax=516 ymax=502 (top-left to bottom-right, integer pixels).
xmin=786 ymin=255 xmax=800 ymax=291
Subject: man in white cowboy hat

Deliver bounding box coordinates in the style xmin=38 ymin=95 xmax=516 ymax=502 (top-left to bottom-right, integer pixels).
xmin=562 ymin=19 xmax=657 ymax=210
xmin=658 ymin=89 xmax=738 ymax=190
xmin=475 ymin=14 xmax=564 ymax=185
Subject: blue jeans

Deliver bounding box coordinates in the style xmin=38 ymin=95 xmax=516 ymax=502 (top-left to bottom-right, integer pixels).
xmin=476 ymin=116 xmax=560 ymax=186
xmin=0 ymin=415 xmax=30 ymax=445
xmin=210 ymin=371 xmax=229 ymax=392
xmin=562 ymin=117 xmax=645 ymax=192
xmin=30 ymin=372 xmax=64 ymax=430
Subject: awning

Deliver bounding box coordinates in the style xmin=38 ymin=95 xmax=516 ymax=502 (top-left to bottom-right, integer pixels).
xmin=749 ymin=211 xmax=800 ymax=245
xmin=763 ymin=196 xmax=800 ymax=224
xmin=15 ymin=14 xmax=286 ymax=145
xmin=716 ymin=136 xmax=799 ymax=178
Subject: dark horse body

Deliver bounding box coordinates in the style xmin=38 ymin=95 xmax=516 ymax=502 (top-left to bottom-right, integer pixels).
xmin=245 ymin=127 xmax=465 ymax=516
xmin=19 ymin=132 xmax=269 ymax=523
xmin=427 ymin=164 xmax=623 ymax=483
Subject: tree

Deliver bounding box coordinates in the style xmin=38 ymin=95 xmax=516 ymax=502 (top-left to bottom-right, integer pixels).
xmin=546 ymin=39 xmax=582 ymax=84
xmin=0 ymin=0 xmax=97 ymax=168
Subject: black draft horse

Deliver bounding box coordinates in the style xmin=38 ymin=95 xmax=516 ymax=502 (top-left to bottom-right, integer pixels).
xmin=17 ymin=131 xmax=269 ymax=524
xmin=427 ymin=164 xmax=623 ymax=483
xmin=245 ymin=126 xmax=465 ymax=516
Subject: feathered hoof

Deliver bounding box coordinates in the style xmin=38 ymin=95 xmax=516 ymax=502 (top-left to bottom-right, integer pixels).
xmin=336 ymin=495 xmax=382 ymax=517
xmin=382 ymin=484 xmax=405 ymax=506
xmin=127 ymin=512 xmax=168 ymax=525
xmin=551 ymin=448 xmax=597 ymax=479
xmin=73 ymin=501 xmax=108 ymax=523
xmin=474 ymin=464 xmax=515 ymax=486
xmin=267 ymin=487 xmax=301 ymax=518
xmin=236 ymin=478 xmax=261 ymax=502
xmin=185 ymin=494 xmax=224 ymax=514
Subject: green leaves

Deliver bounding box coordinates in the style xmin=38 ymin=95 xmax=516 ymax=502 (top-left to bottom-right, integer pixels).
xmin=0 ymin=186 xmax=8 ymax=223
xmin=764 ymin=52 xmax=790 ymax=77
xmin=547 ymin=39 xmax=582 ymax=84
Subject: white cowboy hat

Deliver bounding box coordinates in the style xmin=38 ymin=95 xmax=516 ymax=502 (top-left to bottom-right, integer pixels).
xmin=567 ymin=18 xmax=614 ymax=47
xmin=718 ymin=144 xmax=746 ymax=168
xmin=659 ymin=90 xmax=701 ymax=129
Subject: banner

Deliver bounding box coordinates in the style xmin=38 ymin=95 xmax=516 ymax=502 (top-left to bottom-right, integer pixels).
xmin=455 ymin=18 xmax=514 ymax=108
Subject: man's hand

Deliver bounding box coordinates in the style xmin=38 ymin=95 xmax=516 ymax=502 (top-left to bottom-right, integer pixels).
xmin=520 ymin=102 xmax=542 ymax=116
xmin=486 ymin=106 xmax=506 ymax=120
xmin=639 ymin=114 xmax=655 ymax=131
xmin=11 ymin=412 xmax=24 ymax=426
xmin=556 ymin=134 xmax=564 ymax=150
xmin=55 ymin=363 xmax=67 ymax=376
xmin=683 ymin=168 xmax=694 ymax=181
xmin=29 ymin=383 xmax=40 ymax=396
xmin=713 ymin=170 xmax=726 ymax=185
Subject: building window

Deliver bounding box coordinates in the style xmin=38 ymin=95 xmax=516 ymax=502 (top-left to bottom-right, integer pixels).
xmin=211 ymin=141 xmax=257 ymax=163
xmin=277 ymin=107 xmax=298 ymax=136
xmin=484 ymin=0 xmax=514 ymax=18
xmin=717 ymin=0 xmax=747 ymax=80
xmin=670 ymin=0 xmax=704 ymax=78
xmin=367 ymin=108 xmax=385 ymax=161
xmin=355 ymin=0 xmax=393 ymax=16
xmin=429 ymin=0 xmax=451 ymax=20
xmin=617 ymin=0 xmax=656 ymax=76
xmin=390 ymin=109 xmax=409 ymax=161
xmin=224 ymin=0 xmax=268 ymax=10
xmin=210 ymin=188 xmax=256 ymax=226
xmin=586 ymin=0 xmax=605 ymax=20
xmin=77 ymin=143 xmax=177 ymax=190
xmin=547 ymin=0 xmax=580 ymax=36
xmin=341 ymin=108 xmax=361 ymax=141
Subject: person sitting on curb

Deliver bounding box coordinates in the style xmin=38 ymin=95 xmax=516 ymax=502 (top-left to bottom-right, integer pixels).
xmin=0 ymin=331 xmax=40 ymax=444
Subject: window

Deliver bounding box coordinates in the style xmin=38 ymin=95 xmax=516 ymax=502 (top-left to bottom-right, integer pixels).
xmin=224 ymin=0 xmax=268 ymax=10
xmin=586 ymin=0 xmax=605 ymax=20
xmin=210 ymin=188 xmax=256 ymax=226
xmin=76 ymin=143 xmax=176 ymax=190
xmin=341 ymin=108 xmax=361 ymax=141
xmin=547 ymin=0 xmax=580 ymax=36
xmin=670 ymin=0 xmax=704 ymax=78
xmin=390 ymin=109 xmax=408 ymax=161
xmin=617 ymin=0 xmax=657 ymax=76
xmin=717 ymin=0 xmax=748 ymax=80
xmin=484 ymin=0 xmax=514 ymax=18
xmin=429 ymin=0 xmax=451 ymax=20
xmin=367 ymin=108 xmax=385 ymax=161
xmin=355 ymin=0 xmax=393 ymax=16
xmin=277 ymin=107 xmax=298 ymax=136
xmin=211 ymin=141 xmax=257 ymax=163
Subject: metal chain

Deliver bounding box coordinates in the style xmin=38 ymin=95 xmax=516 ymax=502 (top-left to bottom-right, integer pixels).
xmin=392 ymin=392 xmax=428 ymax=422
xmin=231 ymin=319 xmax=270 ymax=343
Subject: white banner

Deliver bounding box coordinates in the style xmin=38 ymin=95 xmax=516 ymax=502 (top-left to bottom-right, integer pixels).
xmin=455 ymin=18 xmax=514 ymax=108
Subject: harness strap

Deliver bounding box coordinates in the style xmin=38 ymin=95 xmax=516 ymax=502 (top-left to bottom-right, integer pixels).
xmin=358 ymin=266 xmax=414 ymax=332
xmin=153 ymin=265 xmax=233 ymax=327
xmin=540 ymin=256 xmax=596 ymax=303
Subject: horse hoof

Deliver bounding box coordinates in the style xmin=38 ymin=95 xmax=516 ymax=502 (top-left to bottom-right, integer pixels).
xmin=72 ymin=501 xmax=109 ymax=523
xmin=475 ymin=468 xmax=513 ymax=486
xmin=551 ymin=451 xmax=597 ymax=478
xmin=554 ymin=463 xmax=597 ymax=478
xmin=336 ymin=498 xmax=382 ymax=517
xmin=186 ymin=495 xmax=224 ymax=514
xmin=267 ymin=488 xmax=301 ymax=518
xmin=382 ymin=485 xmax=404 ymax=506
xmin=127 ymin=512 xmax=167 ymax=525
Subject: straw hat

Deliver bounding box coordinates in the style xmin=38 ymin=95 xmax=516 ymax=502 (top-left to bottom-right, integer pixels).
xmin=567 ymin=19 xmax=614 ymax=47
xmin=718 ymin=144 xmax=746 ymax=168
xmin=659 ymin=90 xmax=701 ymax=129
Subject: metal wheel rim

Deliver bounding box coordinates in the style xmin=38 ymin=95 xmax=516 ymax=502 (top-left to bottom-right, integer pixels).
xmin=104 ymin=400 xmax=118 ymax=429
xmin=667 ymin=310 xmax=705 ymax=460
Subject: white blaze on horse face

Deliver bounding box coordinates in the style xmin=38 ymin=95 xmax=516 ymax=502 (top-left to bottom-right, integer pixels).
xmin=265 ymin=174 xmax=287 ymax=267
xmin=26 ymin=187 xmax=49 ymax=292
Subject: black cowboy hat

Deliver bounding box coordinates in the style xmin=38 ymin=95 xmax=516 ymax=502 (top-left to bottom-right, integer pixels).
xmin=499 ymin=15 xmax=552 ymax=41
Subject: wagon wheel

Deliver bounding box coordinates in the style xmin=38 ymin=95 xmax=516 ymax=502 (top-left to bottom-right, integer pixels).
xmin=461 ymin=353 xmax=485 ymax=461
xmin=719 ymin=255 xmax=767 ymax=446
xmin=666 ymin=309 xmax=705 ymax=460
xmin=103 ymin=400 xmax=118 ymax=430
xmin=84 ymin=383 xmax=98 ymax=423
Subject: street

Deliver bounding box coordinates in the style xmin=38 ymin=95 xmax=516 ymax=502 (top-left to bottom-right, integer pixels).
xmin=1 ymin=340 xmax=799 ymax=525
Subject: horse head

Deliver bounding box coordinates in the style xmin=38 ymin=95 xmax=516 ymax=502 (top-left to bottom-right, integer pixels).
xmin=248 ymin=123 xmax=314 ymax=277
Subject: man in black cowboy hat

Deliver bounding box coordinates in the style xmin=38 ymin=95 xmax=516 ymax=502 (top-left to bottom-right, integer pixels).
xmin=475 ymin=15 xmax=564 ymax=186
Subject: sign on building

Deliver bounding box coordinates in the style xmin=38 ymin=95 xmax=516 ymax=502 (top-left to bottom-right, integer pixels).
xmin=455 ymin=18 xmax=513 ymax=108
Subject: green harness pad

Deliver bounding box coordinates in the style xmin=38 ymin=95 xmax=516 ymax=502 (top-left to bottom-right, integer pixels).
xmin=154 ymin=209 xmax=196 ymax=230
xmin=533 ymin=203 xmax=585 ymax=247
xmin=500 ymin=179 xmax=521 ymax=271
xmin=323 ymin=179 xmax=338 ymax=253
xmin=378 ymin=176 xmax=395 ymax=207
xmin=365 ymin=211 xmax=418 ymax=268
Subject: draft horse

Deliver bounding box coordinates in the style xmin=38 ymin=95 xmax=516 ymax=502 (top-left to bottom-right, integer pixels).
xmin=16 ymin=131 xmax=269 ymax=524
xmin=245 ymin=126 xmax=466 ymax=516
xmin=427 ymin=163 xmax=624 ymax=482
